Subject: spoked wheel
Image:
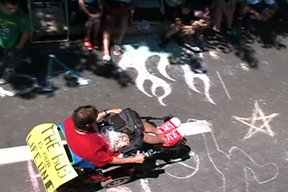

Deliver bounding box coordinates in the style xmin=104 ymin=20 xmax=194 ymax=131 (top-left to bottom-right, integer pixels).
xmin=101 ymin=176 xmax=132 ymax=188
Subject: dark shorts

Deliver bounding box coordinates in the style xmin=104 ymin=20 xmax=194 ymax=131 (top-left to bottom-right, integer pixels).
xmin=68 ymin=1 xmax=101 ymax=26
xmin=0 ymin=47 xmax=22 ymax=69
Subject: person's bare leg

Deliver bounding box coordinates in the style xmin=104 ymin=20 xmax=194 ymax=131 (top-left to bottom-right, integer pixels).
xmin=142 ymin=121 xmax=163 ymax=135
xmin=165 ymin=24 xmax=181 ymax=38
xmin=142 ymin=121 xmax=167 ymax=144
xmin=85 ymin=24 xmax=92 ymax=40
xmin=212 ymin=7 xmax=223 ymax=32
xmin=143 ymin=132 xmax=167 ymax=144
xmin=92 ymin=21 xmax=101 ymax=47
xmin=103 ymin=15 xmax=114 ymax=56
xmin=115 ymin=11 xmax=129 ymax=46
xmin=224 ymin=0 xmax=237 ymax=30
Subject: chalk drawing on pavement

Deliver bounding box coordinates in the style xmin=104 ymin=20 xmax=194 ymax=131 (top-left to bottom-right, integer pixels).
xmin=155 ymin=118 xmax=214 ymax=180
xmin=27 ymin=160 xmax=41 ymax=192
xmin=202 ymin=123 xmax=278 ymax=192
xmin=232 ymin=100 xmax=279 ymax=140
xmin=160 ymin=151 xmax=200 ymax=180
xmin=106 ymin=186 xmax=132 ymax=192
xmin=118 ymin=45 xmax=215 ymax=106
xmin=216 ymin=71 xmax=232 ymax=100
xmin=118 ymin=45 xmax=172 ymax=106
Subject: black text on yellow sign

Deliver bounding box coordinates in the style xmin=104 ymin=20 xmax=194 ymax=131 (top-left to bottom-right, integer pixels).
xmin=26 ymin=123 xmax=77 ymax=192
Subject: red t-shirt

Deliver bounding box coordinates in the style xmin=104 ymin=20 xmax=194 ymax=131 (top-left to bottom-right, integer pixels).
xmin=64 ymin=116 xmax=117 ymax=167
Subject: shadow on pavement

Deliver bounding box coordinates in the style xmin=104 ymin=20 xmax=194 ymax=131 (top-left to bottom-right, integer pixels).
xmin=6 ymin=2 xmax=288 ymax=100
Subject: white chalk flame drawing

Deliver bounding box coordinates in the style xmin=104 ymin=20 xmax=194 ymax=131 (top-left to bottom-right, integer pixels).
xmin=203 ymin=126 xmax=279 ymax=192
xmin=118 ymin=45 xmax=215 ymax=105
xmin=119 ymin=45 xmax=173 ymax=106
xmin=232 ymin=100 xmax=279 ymax=140
xmin=157 ymin=52 xmax=176 ymax=82
xmin=181 ymin=64 xmax=215 ymax=104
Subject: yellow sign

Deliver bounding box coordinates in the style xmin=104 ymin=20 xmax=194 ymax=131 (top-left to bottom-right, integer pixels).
xmin=26 ymin=123 xmax=78 ymax=192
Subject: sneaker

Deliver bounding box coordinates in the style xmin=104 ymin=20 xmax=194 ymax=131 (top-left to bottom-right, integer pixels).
xmin=113 ymin=45 xmax=123 ymax=56
xmin=159 ymin=37 xmax=170 ymax=49
xmin=102 ymin=55 xmax=112 ymax=65
xmin=163 ymin=129 xmax=184 ymax=147
xmin=84 ymin=38 xmax=93 ymax=51
xmin=159 ymin=117 xmax=181 ymax=134
xmin=0 ymin=68 xmax=15 ymax=85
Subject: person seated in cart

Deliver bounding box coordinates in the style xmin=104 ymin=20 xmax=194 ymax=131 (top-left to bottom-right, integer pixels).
xmin=64 ymin=105 xmax=184 ymax=168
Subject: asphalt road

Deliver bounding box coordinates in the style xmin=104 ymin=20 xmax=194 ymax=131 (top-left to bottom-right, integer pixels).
xmin=1 ymin=17 xmax=288 ymax=192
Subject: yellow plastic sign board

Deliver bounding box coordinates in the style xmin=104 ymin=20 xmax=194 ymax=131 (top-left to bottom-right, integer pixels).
xmin=26 ymin=123 xmax=78 ymax=192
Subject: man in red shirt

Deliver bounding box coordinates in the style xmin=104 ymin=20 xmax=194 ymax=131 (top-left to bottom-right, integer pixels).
xmin=64 ymin=105 xmax=183 ymax=167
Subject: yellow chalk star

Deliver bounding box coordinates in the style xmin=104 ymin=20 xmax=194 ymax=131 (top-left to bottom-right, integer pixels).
xmin=232 ymin=100 xmax=279 ymax=140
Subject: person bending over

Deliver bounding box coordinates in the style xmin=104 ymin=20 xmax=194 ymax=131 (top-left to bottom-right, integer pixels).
xmin=64 ymin=105 xmax=183 ymax=167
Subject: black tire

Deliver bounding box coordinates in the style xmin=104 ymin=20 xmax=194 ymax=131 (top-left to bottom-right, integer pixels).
xmin=101 ymin=176 xmax=132 ymax=188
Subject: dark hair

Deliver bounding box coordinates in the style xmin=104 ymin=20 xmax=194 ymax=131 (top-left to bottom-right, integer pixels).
xmin=72 ymin=105 xmax=99 ymax=130
xmin=2 ymin=0 xmax=20 ymax=5
xmin=181 ymin=0 xmax=193 ymax=9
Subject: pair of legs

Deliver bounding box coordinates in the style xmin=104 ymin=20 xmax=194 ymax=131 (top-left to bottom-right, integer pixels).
xmin=84 ymin=20 xmax=101 ymax=49
xmin=81 ymin=2 xmax=102 ymax=50
xmin=102 ymin=10 xmax=130 ymax=63
xmin=234 ymin=1 xmax=278 ymax=31
xmin=142 ymin=121 xmax=167 ymax=144
xmin=0 ymin=48 xmax=21 ymax=84
xmin=212 ymin=0 xmax=237 ymax=34
xmin=159 ymin=22 xmax=204 ymax=49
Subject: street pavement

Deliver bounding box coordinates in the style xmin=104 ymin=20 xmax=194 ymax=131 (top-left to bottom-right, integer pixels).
xmin=1 ymin=16 xmax=288 ymax=192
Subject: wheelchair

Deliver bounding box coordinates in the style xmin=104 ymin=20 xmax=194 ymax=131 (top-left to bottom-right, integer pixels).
xmin=26 ymin=116 xmax=188 ymax=192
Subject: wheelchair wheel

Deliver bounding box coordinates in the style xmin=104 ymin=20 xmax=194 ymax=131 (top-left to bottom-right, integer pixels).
xmin=101 ymin=175 xmax=132 ymax=188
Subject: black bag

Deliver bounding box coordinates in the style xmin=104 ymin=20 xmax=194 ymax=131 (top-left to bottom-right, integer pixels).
xmin=104 ymin=108 xmax=144 ymax=155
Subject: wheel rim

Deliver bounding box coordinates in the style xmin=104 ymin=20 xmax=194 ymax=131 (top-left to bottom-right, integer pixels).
xmin=103 ymin=176 xmax=131 ymax=188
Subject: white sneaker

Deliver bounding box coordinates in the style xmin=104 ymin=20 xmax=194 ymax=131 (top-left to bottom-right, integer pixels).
xmin=0 ymin=68 xmax=15 ymax=85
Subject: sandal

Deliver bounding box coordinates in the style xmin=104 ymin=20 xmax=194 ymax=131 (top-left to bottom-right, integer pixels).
xmin=102 ymin=55 xmax=112 ymax=65
xmin=84 ymin=38 xmax=93 ymax=51
xmin=113 ymin=45 xmax=123 ymax=56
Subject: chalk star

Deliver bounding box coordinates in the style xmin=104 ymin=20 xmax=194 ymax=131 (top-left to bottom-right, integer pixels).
xmin=232 ymin=100 xmax=279 ymax=140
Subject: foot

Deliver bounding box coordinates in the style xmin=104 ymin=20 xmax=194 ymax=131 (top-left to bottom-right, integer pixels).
xmin=113 ymin=45 xmax=123 ymax=56
xmin=0 ymin=68 xmax=15 ymax=85
xmin=102 ymin=55 xmax=112 ymax=65
xmin=163 ymin=129 xmax=184 ymax=147
xmin=159 ymin=117 xmax=181 ymax=134
xmin=84 ymin=38 xmax=93 ymax=51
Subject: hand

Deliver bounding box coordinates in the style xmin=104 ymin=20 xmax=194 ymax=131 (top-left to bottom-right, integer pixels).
xmin=253 ymin=11 xmax=263 ymax=20
xmin=133 ymin=154 xmax=146 ymax=164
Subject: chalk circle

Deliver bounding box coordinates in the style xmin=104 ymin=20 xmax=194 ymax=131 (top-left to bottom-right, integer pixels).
xmin=106 ymin=186 xmax=132 ymax=192
xmin=164 ymin=151 xmax=200 ymax=179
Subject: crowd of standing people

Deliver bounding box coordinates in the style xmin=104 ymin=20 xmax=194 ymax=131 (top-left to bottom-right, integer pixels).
xmin=0 ymin=0 xmax=281 ymax=85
